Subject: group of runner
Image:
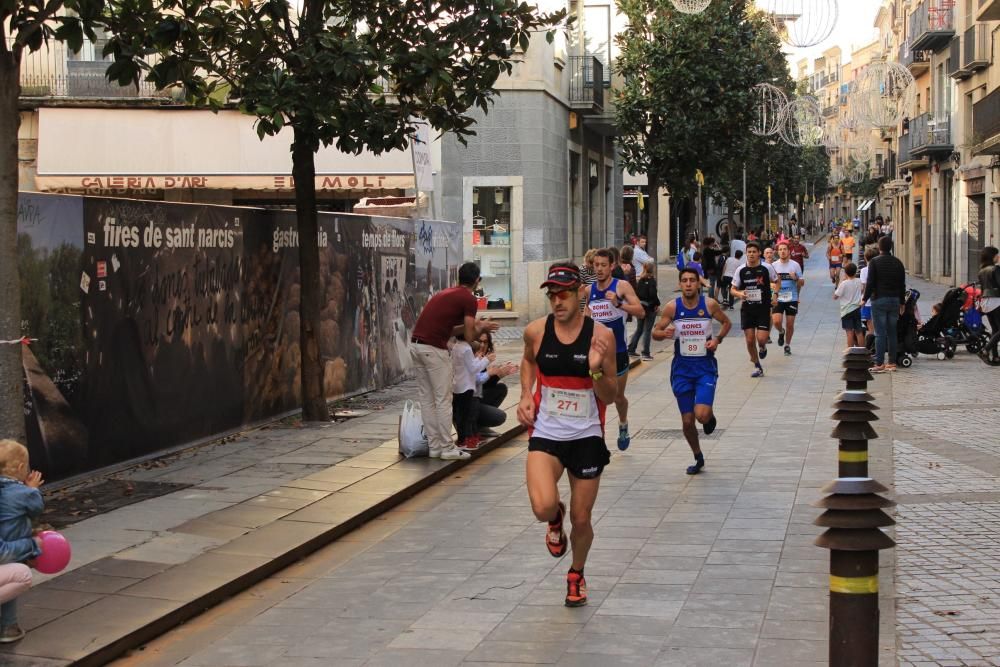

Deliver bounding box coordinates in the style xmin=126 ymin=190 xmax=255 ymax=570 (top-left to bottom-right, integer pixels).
xmin=517 ymin=236 xmax=809 ymax=608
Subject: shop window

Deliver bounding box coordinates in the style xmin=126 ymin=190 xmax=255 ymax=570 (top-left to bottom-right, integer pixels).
xmin=472 ymin=186 xmax=512 ymax=311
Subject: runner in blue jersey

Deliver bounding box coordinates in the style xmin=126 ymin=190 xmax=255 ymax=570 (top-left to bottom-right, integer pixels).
xmin=587 ymin=249 xmax=645 ymax=451
xmin=653 ymin=268 xmax=732 ymax=474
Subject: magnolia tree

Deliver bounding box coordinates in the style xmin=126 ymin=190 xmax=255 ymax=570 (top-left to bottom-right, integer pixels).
xmin=103 ymin=0 xmax=564 ymax=420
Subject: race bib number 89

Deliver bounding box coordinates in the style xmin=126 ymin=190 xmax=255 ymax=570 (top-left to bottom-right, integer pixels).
xmin=544 ymin=388 xmax=592 ymax=420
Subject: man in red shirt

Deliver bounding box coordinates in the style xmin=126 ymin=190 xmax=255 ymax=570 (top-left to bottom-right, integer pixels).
xmin=788 ymin=233 xmax=809 ymax=270
xmin=410 ymin=262 xmax=499 ymax=460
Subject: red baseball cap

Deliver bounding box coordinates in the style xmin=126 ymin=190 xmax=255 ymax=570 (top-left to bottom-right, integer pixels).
xmin=540 ymin=265 xmax=581 ymax=289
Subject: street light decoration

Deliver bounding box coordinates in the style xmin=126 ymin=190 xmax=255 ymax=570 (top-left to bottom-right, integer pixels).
xmin=778 ymin=96 xmax=824 ymax=147
xmin=751 ymin=82 xmax=788 ymax=136
xmin=758 ymin=0 xmax=838 ymax=48
xmin=670 ymin=0 xmax=712 ymax=13
xmin=854 ymin=61 xmax=915 ymax=130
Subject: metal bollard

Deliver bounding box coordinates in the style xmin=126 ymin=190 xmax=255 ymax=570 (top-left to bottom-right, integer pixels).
xmin=832 ymin=390 xmax=879 ymax=478
xmin=814 ymin=346 xmax=895 ymax=667
xmin=842 ymin=346 xmax=874 ymax=391
xmin=814 ymin=478 xmax=895 ymax=667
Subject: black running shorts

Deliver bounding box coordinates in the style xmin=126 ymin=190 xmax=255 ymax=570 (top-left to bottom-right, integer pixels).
xmin=529 ymin=436 xmax=611 ymax=480
xmin=616 ymin=351 xmax=629 ymax=376
xmin=773 ymin=301 xmax=799 ymax=316
xmin=741 ymin=304 xmax=772 ymax=331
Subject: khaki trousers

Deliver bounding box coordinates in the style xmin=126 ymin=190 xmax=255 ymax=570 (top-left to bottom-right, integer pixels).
xmin=410 ymin=343 xmax=454 ymax=453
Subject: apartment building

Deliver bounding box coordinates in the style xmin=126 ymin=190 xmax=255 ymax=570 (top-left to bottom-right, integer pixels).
xmin=15 ymin=0 xmax=626 ymax=323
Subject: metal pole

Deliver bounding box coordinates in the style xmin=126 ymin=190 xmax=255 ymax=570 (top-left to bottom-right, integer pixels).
xmin=742 ymin=163 xmax=747 ymax=235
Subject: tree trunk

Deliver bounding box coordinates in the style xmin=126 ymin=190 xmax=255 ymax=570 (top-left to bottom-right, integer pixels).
xmin=291 ymin=130 xmax=327 ymax=422
xmin=0 ymin=50 xmax=25 ymax=442
xmin=646 ymin=172 xmax=660 ymax=261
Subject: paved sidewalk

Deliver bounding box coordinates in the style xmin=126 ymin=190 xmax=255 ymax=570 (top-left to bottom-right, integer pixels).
xmin=111 ymin=245 xmax=876 ymax=666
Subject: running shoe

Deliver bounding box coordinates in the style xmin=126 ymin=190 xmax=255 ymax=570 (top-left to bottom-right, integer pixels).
xmin=784 ymin=345 xmax=791 ymax=356
xmin=777 ymin=329 xmax=785 ymax=347
xmin=617 ymin=424 xmax=631 ymax=451
xmin=565 ymin=570 xmax=588 ymax=607
xmin=546 ymin=501 xmax=567 ymax=558
xmin=686 ymin=453 xmax=705 ymax=475
xmin=703 ymin=415 xmax=717 ymax=436
xmin=751 ymin=365 xmax=765 ymax=378
xmin=759 ymin=344 xmax=768 ymax=359
xmin=641 ymin=354 xmax=654 ymax=361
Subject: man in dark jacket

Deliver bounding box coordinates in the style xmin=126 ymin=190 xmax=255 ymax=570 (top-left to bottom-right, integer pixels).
xmin=862 ymin=236 xmax=907 ymax=372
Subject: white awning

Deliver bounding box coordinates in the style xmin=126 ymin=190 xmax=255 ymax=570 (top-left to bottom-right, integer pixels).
xmin=34 ymin=107 xmax=414 ymax=192
xmin=857 ymin=198 xmax=875 ymax=212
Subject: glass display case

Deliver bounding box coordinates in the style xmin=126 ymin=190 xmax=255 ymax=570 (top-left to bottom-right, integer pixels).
xmin=471 ymin=186 xmax=512 ymax=310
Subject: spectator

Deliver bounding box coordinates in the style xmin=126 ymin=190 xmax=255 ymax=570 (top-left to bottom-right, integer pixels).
xmin=834 ymin=263 xmax=865 ymax=348
xmin=632 ymin=235 xmax=654 ymax=277
xmin=620 ymin=245 xmax=638 ymax=290
xmin=863 ymin=236 xmax=907 ymax=373
xmin=0 ymin=440 xmax=43 ymax=644
xmin=410 ymin=262 xmax=498 ymax=461
xmin=452 ymin=337 xmax=490 ymax=452
xmin=701 ymin=237 xmax=720 ymax=301
xmin=720 ymin=250 xmax=743 ymax=309
xmin=978 ymin=246 xmax=1000 ymax=335
xmin=473 ymin=331 xmax=516 ymax=437
xmin=628 ymin=260 xmax=660 ymax=360
xmin=578 ymin=249 xmax=598 ymax=313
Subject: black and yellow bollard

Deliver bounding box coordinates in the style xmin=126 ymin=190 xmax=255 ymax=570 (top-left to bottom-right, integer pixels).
xmin=842 ymin=346 xmax=874 ymax=391
xmin=814 ymin=478 xmax=895 ymax=667
xmin=831 ymin=390 xmax=879 ymax=478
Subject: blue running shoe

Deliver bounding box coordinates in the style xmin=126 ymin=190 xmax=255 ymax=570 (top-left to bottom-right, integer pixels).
xmin=751 ymin=365 xmax=764 ymax=378
xmin=617 ymin=423 xmax=631 ymax=451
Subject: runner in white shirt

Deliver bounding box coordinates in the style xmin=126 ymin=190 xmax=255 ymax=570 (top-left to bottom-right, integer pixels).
xmin=770 ymin=242 xmax=804 ymax=356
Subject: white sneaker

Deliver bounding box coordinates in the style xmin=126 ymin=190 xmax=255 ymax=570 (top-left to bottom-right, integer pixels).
xmin=439 ymin=447 xmax=470 ymax=460
xmin=428 ymin=448 xmax=442 ymax=459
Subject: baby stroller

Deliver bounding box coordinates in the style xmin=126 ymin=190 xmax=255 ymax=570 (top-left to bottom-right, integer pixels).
xmin=866 ymin=288 xmax=921 ymax=367
xmin=916 ymin=287 xmax=965 ymax=359
xmin=954 ymin=283 xmax=993 ymax=354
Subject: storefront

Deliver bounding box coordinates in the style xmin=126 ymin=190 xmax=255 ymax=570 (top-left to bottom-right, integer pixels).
xmin=27 ymin=107 xmax=414 ymax=206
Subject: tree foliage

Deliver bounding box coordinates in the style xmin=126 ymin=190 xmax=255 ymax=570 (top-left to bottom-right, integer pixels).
xmin=2 ymin=0 xmax=109 ymax=440
xmin=104 ymin=0 xmax=564 ymax=419
xmin=615 ymin=1 xmax=828 ymax=244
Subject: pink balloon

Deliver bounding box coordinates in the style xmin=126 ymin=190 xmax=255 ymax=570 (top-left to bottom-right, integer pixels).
xmin=35 ymin=531 xmax=71 ymax=574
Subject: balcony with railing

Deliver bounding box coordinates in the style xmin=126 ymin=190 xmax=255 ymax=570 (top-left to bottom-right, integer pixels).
xmin=899 ymin=41 xmax=931 ymax=73
xmin=568 ymin=55 xmax=604 ymax=113
xmin=909 ymin=112 xmax=953 ymax=158
xmin=963 ymin=23 xmax=990 ymax=72
xmin=949 ymin=36 xmax=970 ymax=79
xmin=12 ymin=38 xmax=168 ymax=99
xmin=972 ymin=86 xmax=1000 ymax=154
xmin=910 ymin=0 xmax=956 ymax=52
xmin=822 ymin=104 xmax=838 ymax=118
xmin=978 ymin=0 xmax=1000 ymax=22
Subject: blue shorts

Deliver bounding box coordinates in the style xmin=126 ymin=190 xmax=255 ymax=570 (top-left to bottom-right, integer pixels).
xmin=671 ymin=359 xmax=718 ymax=415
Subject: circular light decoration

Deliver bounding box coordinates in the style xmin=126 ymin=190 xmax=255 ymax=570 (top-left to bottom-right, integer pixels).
xmin=757 ymin=0 xmax=838 ymax=48
xmin=751 ymin=83 xmax=789 ymax=136
xmin=778 ymin=96 xmax=824 ymax=147
xmin=670 ymin=0 xmax=712 ymax=12
xmin=849 ymin=166 xmax=866 ymax=184
xmin=854 ymin=61 xmax=915 ymax=130
xmin=848 ymin=141 xmax=875 ymax=164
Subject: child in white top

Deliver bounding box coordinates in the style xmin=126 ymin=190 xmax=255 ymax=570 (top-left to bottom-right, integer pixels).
xmin=451 ymin=339 xmax=490 ymax=451
xmin=834 ymin=263 xmax=865 ymax=347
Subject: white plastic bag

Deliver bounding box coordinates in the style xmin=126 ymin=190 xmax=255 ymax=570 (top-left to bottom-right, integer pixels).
xmin=398 ymin=400 xmax=429 ymax=458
